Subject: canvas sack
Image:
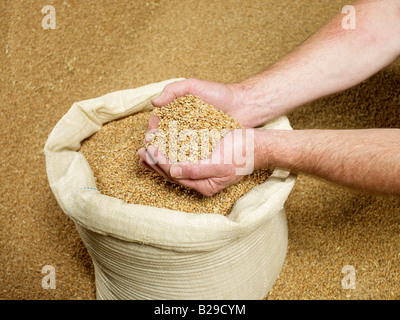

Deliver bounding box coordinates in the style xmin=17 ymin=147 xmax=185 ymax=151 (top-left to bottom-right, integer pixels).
xmin=44 ymin=78 xmax=297 ymax=299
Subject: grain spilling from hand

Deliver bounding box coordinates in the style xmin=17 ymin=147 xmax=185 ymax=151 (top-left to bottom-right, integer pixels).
xmin=79 ymin=110 xmax=271 ymax=216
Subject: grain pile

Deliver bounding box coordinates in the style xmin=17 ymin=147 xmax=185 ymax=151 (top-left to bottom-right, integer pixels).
xmin=3 ymin=0 xmax=400 ymax=300
xmin=149 ymin=94 xmax=242 ymax=163
xmin=79 ymin=110 xmax=271 ymax=215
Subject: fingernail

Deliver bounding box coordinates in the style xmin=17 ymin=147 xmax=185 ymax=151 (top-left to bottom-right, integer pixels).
xmin=136 ymin=148 xmax=144 ymax=156
xmin=145 ymin=129 xmax=157 ymax=143
xmin=170 ymin=165 xmax=182 ymax=178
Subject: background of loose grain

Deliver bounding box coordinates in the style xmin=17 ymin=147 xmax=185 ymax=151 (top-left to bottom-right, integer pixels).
xmin=1 ymin=0 xmax=399 ymax=300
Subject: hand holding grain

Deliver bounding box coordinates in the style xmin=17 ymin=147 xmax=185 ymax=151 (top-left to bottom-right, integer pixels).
xmin=150 ymin=78 xmax=259 ymax=128
xmin=138 ymin=94 xmax=265 ymax=196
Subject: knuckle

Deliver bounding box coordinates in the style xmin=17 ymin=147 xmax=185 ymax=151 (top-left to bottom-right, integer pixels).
xmin=187 ymin=166 xmax=200 ymax=179
xmin=162 ymin=83 xmax=173 ymax=94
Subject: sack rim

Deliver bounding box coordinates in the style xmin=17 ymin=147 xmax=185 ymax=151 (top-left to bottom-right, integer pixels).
xmin=44 ymin=78 xmax=297 ymax=249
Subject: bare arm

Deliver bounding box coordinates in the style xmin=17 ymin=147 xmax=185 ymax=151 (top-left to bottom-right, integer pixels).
xmin=140 ymin=0 xmax=400 ymax=196
xmin=236 ymin=0 xmax=400 ymax=126
xmin=151 ymin=1 xmax=400 ymax=128
xmin=139 ymin=128 xmax=400 ymax=196
xmin=259 ymin=129 xmax=400 ymax=195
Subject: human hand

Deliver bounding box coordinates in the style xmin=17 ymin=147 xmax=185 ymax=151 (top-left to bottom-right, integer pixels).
xmin=149 ymin=78 xmax=259 ymax=129
xmin=137 ymin=129 xmax=260 ymax=196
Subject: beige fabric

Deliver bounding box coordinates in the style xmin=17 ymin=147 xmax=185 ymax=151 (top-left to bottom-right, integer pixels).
xmin=44 ymin=79 xmax=297 ymax=299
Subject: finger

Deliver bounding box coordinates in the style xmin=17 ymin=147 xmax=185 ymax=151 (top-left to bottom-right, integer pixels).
xmin=169 ymin=162 xmax=233 ymax=180
xmin=137 ymin=147 xmax=147 ymax=160
xmin=141 ymin=155 xmax=206 ymax=191
xmin=146 ymin=145 xmax=171 ymax=166
xmin=137 ymin=147 xmax=156 ymax=165
xmin=139 ymin=159 xmax=175 ymax=184
xmin=148 ymin=113 xmax=160 ymax=131
xmin=139 ymin=158 xmax=154 ymax=171
xmin=140 ymin=150 xmax=223 ymax=196
xmin=145 ymin=129 xmax=158 ymax=144
xmin=176 ymin=178 xmax=222 ymax=197
xmin=151 ymin=80 xmax=193 ymax=107
xmin=147 ymin=147 xmax=175 ymax=176
xmin=139 ymin=158 xmax=159 ymax=174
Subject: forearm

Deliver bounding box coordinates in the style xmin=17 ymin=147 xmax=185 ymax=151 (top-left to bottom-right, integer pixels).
xmin=237 ymin=0 xmax=400 ymax=126
xmin=256 ymin=129 xmax=400 ymax=195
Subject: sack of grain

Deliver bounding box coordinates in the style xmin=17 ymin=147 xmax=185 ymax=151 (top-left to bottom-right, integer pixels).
xmin=44 ymin=78 xmax=297 ymax=300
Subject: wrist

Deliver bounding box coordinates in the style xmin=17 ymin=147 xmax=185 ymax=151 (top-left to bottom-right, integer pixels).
xmin=233 ymin=73 xmax=297 ymax=128
xmin=227 ymin=82 xmax=269 ymax=128
xmin=253 ymin=129 xmax=298 ymax=171
xmin=253 ymin=129 xmax=278 ymax=170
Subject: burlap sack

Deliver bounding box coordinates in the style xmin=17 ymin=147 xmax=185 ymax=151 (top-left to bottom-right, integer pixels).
xmin=44 ymin=78 xmax=297 ymax=300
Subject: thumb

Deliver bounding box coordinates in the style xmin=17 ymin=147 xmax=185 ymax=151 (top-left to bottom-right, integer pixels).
xmin=151 ymin=94 xmax=166 ymax=107
xmin=151 ymin=79 xmax=193 ymax=107
xmin=170 ymin=163 xmax=233 ymax=180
